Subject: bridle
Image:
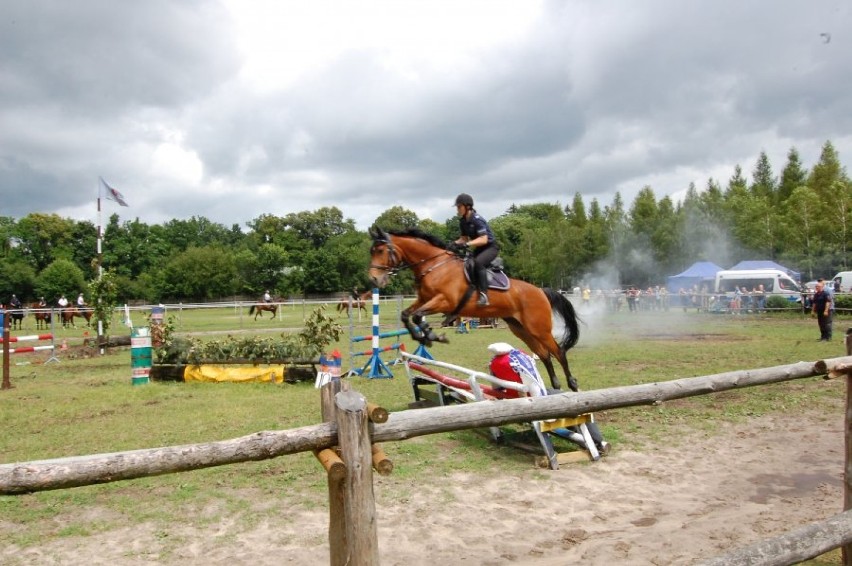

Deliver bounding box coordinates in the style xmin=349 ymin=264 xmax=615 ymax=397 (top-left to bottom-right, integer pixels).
xmin=370 ymin=236 xmax=456 ymax=281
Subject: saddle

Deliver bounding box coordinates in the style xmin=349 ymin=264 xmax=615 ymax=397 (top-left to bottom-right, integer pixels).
xmin=463 ymin=256 xmax=510 ymax=291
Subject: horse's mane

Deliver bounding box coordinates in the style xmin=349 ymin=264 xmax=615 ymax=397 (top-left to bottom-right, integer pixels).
xmin=385 ymin=228 xmax=448 ymax=249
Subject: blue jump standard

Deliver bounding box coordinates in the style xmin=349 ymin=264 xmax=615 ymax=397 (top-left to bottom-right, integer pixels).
xmin=354 ymin=328 xmax=432 ymax=378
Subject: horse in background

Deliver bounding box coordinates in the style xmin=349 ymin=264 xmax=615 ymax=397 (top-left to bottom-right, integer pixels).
xmin=336 ymin=291 xmax=370 ymax=317
xmin=30 ymin=303 xmax=51 ymax=330
xmin=249 ymin=302 xmax=278 ymax=320
xmin=61 ymin=307 xmax=92 ymax=328
xmin=7 ymin=308 xmax=24 ymax=330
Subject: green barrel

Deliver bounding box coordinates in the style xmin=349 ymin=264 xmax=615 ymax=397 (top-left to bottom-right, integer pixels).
xmin=130 ymin=327 xmax=152 ymax=386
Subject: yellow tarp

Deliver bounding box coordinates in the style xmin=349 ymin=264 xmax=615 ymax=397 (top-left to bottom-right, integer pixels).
xmin=183 ymin=365 xmax=286 ymax=384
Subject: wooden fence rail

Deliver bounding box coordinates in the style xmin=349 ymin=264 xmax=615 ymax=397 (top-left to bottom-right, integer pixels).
xmin=2 ymin=355 xmax=852 ymax=565
xmin=0 ymin=357 xmax=843 ymax=494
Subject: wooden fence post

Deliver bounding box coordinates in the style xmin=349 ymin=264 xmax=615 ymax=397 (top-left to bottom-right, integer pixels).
xmin=336 ymin=389 xmax=379 ymax=565
xmin=844 ymin=374 xmax=852 ymax=566
xmin=2 ymin=310 xmax=10 ymax=390
xmin=318 ymin=378 xmax=350 ymax=566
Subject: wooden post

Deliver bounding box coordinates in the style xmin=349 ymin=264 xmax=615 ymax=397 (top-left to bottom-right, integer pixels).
xmin=2 ymin=310 xmax=11 ymax=390
xmin=319 ymin=379 xmax=350 ymax=566
xmin=844 ymin=374 xmax=852 ymax=566
xmin=371 ymin=443 xmax=393 ymax=476
xmin=336 ymin=390 xmax=379 ymax=565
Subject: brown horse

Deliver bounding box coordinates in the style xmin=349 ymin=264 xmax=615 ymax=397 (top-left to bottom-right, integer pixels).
xmin=248 ymin=302 xmax=277 ymax=320
xmin=61 ymin=306 xmax=92 ymax=328
xmin=368 ymin=226 xmax=581 ymax=392
xmin=335 ymin=291 xmax=370 ymax=316
xmin=30 ymin=303 xmax=51 ymax=330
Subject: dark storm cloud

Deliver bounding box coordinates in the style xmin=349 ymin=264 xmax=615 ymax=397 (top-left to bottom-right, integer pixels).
xmin=1 ymin=0 xmax=850 ymax=229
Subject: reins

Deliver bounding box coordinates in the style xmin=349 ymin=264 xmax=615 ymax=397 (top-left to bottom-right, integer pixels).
xmin=370 ymin=237 xmax=458 ymax=283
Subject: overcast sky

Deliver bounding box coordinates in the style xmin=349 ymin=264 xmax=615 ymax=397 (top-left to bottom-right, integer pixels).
xmin=2 ymin=1 xmax=850 ymax=231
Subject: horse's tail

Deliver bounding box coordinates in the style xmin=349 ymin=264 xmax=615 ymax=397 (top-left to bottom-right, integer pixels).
xmin=249 ymin=305 xmax=256 ymax=315
xmin=543 ymin=288 xmax=580 ymax=353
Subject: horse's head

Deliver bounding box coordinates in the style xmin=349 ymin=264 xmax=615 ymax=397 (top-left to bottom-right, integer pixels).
xmin=368 ymin=226 xmax=397 ymax=288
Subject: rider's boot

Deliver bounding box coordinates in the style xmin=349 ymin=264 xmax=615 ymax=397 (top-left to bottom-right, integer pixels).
xmin=476 ymin=269 xmax=489 ymax=307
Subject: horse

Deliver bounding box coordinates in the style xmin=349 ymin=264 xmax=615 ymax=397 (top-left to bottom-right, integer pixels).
xmin=61 ymin=306 xmax=92 ymax=328
xmin=368 ymin=226 xmax=581 ymax=392
xmin=248 ymin=302 xmax=278 ymax=320
xmin=30 ymin=303 xmax=51 ymax=330
xmin=335 ymin=291 xmax=370 ymax=316
xmin=7 ymin=307 xmax=24 ymax=330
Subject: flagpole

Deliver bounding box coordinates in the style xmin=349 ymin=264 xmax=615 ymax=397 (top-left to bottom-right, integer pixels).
xmin=97 ymin=178 xmax=103 ymax=279
xmin=96 ymin=179 xmax=104 ymax=355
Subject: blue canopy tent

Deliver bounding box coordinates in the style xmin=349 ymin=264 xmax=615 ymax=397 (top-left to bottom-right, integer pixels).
xmin=666 ymin=261 xmax=723 ymax=293
xmin=728 ymin=260 xmax=800 ymax=282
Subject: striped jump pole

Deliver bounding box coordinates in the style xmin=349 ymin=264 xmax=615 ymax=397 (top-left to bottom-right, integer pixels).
xmin=347 ymin=290 xmax=432 ymax=378
xmin=0 ymin=332 xmax=60 ymax=364
xmin=359 ymin=289 xmax=395 ymax=379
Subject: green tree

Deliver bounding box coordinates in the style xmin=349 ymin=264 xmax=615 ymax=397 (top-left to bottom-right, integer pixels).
xmin=750 ymin=151 xmax=776 ymax=201
xmin=255 ymin=244 xmax=291 ymax=295
xmin=89 ymin=270 xmax=120 ymax=335
xmin=783 ymin=185 xmax=824 ymax=279
xmin=566 ymin=193 xmax=587 ymax=229
xmin=283 ymin=207 xmax=356 ymax=249
xmin=13 ymin=213 xmax=77 ymax=271
xmin=778 ymin=147 xmax=807 ymax=204
xmin=373 ymin=206 xmax=420 ymax=230
xmin=36 ymin=259 xmax=87 ymax=303
xmin=301 ymin=249 xmax=342 ymax=294
xmin=160 ymin=246 xmax=239 ymax=300
xmin=0 ymin=259 xmax=37 ymax=303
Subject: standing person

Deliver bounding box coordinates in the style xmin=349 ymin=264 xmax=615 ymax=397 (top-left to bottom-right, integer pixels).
xmin=452 ymin=193 xmax=499 ymax=307
xmin=812 ymin=279 xmax=833 ymax=341
xmin=752 ymin=284 xmax=766 ymax=313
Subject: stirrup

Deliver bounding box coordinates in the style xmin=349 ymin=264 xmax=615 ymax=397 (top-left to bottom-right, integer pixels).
xmin=477 ymin=292 xmax=489 ymax=306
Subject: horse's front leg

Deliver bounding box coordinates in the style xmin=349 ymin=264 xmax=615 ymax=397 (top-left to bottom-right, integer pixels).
xmin=405 ymin=297 xmax=450 ymax=347
xmin=400 ymin=304 xmax=426 ymax=344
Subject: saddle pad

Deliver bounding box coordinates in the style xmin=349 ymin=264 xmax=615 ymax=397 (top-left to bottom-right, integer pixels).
xmin=463 ymin=264 xmax=511 ymax=291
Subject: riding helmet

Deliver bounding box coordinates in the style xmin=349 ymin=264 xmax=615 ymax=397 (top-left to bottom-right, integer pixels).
xmin=454 ymin=193 xmax=474 ymax=207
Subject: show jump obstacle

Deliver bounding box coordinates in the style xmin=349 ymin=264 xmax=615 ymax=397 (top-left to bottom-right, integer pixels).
xmin=1 ymin=310 xmax=60 ymax=389
xmin=401 ymin=350 xmax=608 ymax=468
xmin=347 ymin=289 xmax=430 ymax=378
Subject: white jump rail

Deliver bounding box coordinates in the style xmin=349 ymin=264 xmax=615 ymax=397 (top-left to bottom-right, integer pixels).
xmin=399 ymin=350 xmax=602 ymax=464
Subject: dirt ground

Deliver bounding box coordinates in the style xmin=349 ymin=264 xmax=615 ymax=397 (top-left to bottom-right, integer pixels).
xmin=3 ymin=404 xmax=846 ymax=566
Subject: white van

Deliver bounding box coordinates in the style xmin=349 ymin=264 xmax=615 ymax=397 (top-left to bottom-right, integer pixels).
xmin=831 ymin=271 xmax=852 ymax=292
xmin=714 ymin=269 xmax=802 ymax=301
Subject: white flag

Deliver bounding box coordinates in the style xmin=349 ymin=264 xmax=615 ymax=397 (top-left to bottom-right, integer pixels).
xmin=100 ymin=177 xmax=129 ymax=207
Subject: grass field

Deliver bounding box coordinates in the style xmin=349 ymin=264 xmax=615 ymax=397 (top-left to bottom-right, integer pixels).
xmin=0 ymin=301 xmax=848 ymax=561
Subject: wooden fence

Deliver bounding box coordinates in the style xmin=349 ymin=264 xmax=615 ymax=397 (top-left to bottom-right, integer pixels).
xmin=3 ymin=356 xmax=852 ymax=564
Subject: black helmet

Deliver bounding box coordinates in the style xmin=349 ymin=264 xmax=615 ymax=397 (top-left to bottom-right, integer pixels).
xmin=454 ymin=193 xmax=474 ymax=207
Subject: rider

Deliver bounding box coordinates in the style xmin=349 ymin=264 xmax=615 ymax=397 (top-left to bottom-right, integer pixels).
xmin=9 ymin=294 xmax=22 ymax=309
xmin=263 ymin=289 xmax=272 ymax=303
xmin=38 ymin=296 xmax=47 ymax=307
xmin=452 ymin=193 xmax=499 ymax=307
xmin=77 ymin=293 xmax=85 ymax=307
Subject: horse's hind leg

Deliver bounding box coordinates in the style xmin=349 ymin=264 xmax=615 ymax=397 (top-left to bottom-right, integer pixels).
xmin=503 ymin=318 xmax=565 ymax=390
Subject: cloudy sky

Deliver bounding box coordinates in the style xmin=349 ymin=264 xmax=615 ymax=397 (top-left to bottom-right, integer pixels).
xmin=2 ymin=1 xmax=850 ymax=231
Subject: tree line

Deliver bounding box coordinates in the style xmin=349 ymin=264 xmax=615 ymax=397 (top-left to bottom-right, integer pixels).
xmin=1 ymin=140 xmax=849 ymax=305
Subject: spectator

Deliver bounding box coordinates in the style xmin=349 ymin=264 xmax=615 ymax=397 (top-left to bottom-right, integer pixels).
xmin=812 ymin=279 xmax=833 ymax=342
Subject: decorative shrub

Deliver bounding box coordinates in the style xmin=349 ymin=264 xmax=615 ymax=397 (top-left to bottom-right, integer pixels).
xmin=153 ymin=306 xmax=341 ymax=365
